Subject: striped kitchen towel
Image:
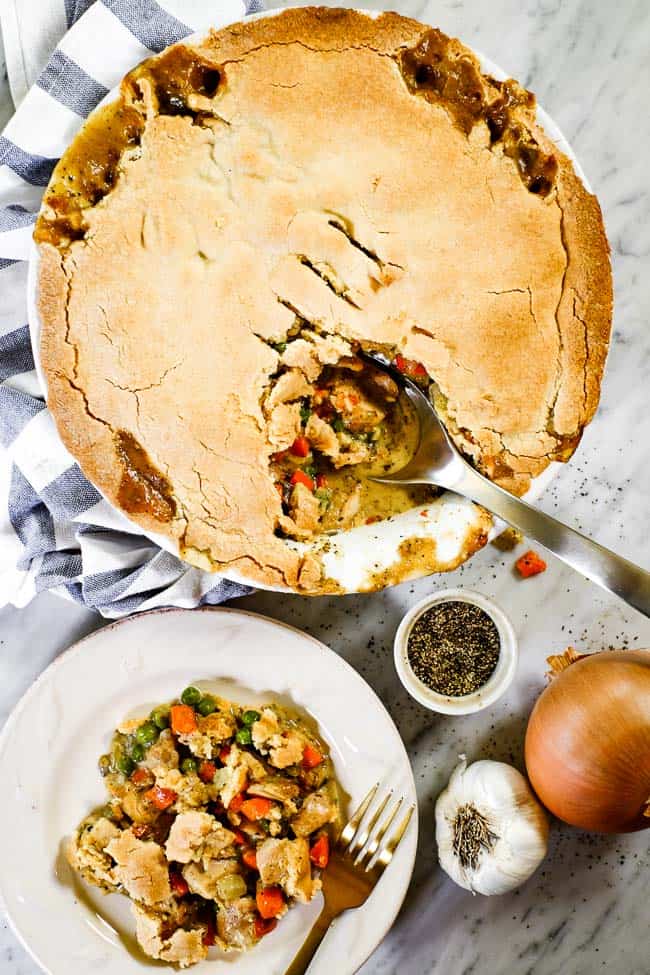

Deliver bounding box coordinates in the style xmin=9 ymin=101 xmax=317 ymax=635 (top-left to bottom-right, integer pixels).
xmin=0 ymin=0 xmax=266 ymax=617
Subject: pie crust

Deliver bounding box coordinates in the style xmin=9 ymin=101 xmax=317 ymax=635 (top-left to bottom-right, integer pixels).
xmin=35 ymin=8 xmax=612 ymax=592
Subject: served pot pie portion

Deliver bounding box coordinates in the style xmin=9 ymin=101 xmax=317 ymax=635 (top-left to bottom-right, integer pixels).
xmin=68 ymin=687 xmax=339 ymax=967
xmin=35 ymin=7 xmax=612 ymax=593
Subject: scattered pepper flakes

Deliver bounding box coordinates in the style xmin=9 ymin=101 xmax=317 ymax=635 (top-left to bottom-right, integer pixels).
xmin=491 ymin=527 xmax=523 ymax=551
xmin=515 ymin=549 xmax=547 ymax=578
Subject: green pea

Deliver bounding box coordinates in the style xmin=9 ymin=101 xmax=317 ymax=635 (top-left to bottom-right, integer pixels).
xmin=235 ymin=727 xmax=253 ymax=746
xmin=130 ymin=743 xmax=145 ymax=763
xmin=136 ymin=721 xmax=159 ymax=747
xmin=197 ymin=695 xmax=216 ymax=717
xmin=150 ymin=706 xmax=170 ymax=730
xmin=241 ymin=710 xmax=261 ymax=727
xmin=116 ymin=755 xmax=135 ymax=777
xmin=181 ymin=757 xmax=199 ymax=775
xmin=181 ymin=686 xmax=202 ymax=707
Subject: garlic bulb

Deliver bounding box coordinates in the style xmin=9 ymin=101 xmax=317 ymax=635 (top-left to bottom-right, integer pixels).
xmin=435 ymin=756 xmax=549 ymax=895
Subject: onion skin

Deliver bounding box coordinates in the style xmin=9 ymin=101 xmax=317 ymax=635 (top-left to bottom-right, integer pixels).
xmin=524 ymin=650 xmax=650 ymax=833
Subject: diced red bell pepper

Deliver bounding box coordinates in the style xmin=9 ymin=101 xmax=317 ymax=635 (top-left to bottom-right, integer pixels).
xmin=232 ymin=828 xmax=248 ymax=846
xmin=256 ymin=885 xmax=285 ymax=919
xmin=290 ymin=469 xmax=314 ymax=492
xmin=169 ymin=869 xmax=189 ymax=897
xmin=254 ymin=916 xmax=277 ymax=939
xmin=395 ymin=354 xmax=428 ymax=378
xmin=290 ymin=436 xmax=311 ymax=458
xmin=515 ymin=549 xmax=547 ymax=578
xmin=198 ymin=760 xmax=217 ymax=783
xmin=271 ymin=449 xmax=289 ymax=462
xmin=145 ymin=785 xmax=178 ymax=810
xmin=240 ymin=797 xmax=273 ymax=821
xmin=219 ymin=744 xmax=231 ymax=764
xmin=302 ymin=744 xmax=324 ymax=770
xmin=315 ymin=473 xmax=328 ymax=489
xmin=309 ymin=834 xmax=330 ymax=869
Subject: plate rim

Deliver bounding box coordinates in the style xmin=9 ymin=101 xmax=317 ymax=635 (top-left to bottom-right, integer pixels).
xmin=0 ymin=605 xmax=418 ymax=975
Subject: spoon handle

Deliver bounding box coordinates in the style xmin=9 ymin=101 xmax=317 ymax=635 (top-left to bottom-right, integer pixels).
xmin=457 ymin=468 xmax=650 ymax=618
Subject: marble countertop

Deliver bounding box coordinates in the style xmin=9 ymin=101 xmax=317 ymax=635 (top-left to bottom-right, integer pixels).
xmin=1 ymin=1 xmax=650 ymax=972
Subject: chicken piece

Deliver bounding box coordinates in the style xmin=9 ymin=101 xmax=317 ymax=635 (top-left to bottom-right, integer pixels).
xmin=216 ymin=896 xmax=258 ymax=950
xmin=266 ymin=369 xmax=314 ymax=408
xmin=105 ymin=831 xmax=172 ymax=907
xmin=183 ymin=858 xmax=241 ymax=899
xmin=215 ymin=752 xmax=249 ymax=809
xmin=165 ymin=811 xmax=236 ymax=865
xmin=236 ymin=748 xmax=269 ymax=782
xmin=333 ymin=434 xmax=371 ymax=468
xmin=291 ymin=787 xmax=338 ymax=837
xmin=269 ymin=732 xmax=305 ymax=769
xmin=338 ymin=483 xmax=362 ymax=528
xmin=121 ymin=784 xmax=160 ymax=825
xmin=251 ymin=708 xmax=281 ymax=748
xmin=67 ymin=816 xmax=121 ymax=891
xmin=132 ymin=902 xmax=207 ymax=968
xmin=246 ymin=776 xmax=300 ymax=803
xmin=178 ymin=711 xmax=237 ymax=760
xmin=305 ymin=414 xmax=340 ymax=461
xmin=153 ymin=768 xmax=214 ymax=810
xmin=267 ymin=402 xmax=302 ymax=449
xmin=251 ymin=709 xmax=305 ymax=769
xmin=328 ymin=377 xmax=387 ymax=433
xmin=287 ymin=483 xmax=322 ymax=537
xmin=141 ymin=729 xmax=179 ymax=772
xmin=280 ymin=339 xmax=321 ymax=381
xmin=256 ymin=837 xmax=314 ymax=902
xmin=116 ymin=717 xmax=145 ymax=735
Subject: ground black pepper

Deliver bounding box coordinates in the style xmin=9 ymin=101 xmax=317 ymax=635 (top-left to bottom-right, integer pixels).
xmin=406 ymin=600 xmax=500 ymax=696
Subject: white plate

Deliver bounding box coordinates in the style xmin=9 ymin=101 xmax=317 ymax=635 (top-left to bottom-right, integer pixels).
xmin=0 ymin=608 xmax=417 ymax=975
xmin=26 ymin=8 xmax=589 ymax=593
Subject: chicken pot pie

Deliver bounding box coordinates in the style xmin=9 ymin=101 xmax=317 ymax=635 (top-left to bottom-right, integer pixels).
xmin=68 ymin=686 xmax=340 ymax=967
xmin=35 ymin=8 xmax=612 ymax=592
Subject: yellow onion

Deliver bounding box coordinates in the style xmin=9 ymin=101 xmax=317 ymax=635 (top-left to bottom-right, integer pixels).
xmin=524 ymin=648 xmax=650 ymax=833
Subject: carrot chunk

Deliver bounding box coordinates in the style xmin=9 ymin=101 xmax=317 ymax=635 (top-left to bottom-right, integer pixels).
xmin=256 ymin=885 xmax=285 ymax=919
xmin=242 ymin=848 xmax=258 ymax=870
xmin=170 ymin=704 xmax=197 ymax=735
xmin=516 ymin=549 xmax=547 ymax=578
xmin=241 ymin=797 xmax=273 ymax=821
xmin=145 ymin=785 xmax=177 ymax=810
xmin=395 ymin=354 xmax=427 ymax=378
xmin=229 ymin=792 xmax=246 ymax=814
xmin=198 ymin=760 xmax=217 ymax=783
xmin=302 ymin=744 xmax=324 ymax=769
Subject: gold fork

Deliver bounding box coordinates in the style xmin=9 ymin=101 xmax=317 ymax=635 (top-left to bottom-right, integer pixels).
xmin=284 ymin=783 xmax=415 ymax=975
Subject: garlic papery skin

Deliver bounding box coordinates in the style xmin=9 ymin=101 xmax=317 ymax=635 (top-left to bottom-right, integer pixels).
xmin=435 ymin=756 xmax=549 ymax=895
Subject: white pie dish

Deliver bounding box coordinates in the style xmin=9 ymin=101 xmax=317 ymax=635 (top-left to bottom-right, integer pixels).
xmin=26 ymin=7 xmax=590 ymax=595
xmin=0 ymin=607 xmax=417 ymax=975
xmin=394 ymin=587 xmax=518 ymax=714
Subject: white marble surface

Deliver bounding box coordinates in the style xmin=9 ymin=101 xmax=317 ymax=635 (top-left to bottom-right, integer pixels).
xmin=1 ymin=1 xmax=650 ymax=972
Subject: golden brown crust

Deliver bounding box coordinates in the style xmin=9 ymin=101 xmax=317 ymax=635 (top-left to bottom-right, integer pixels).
xmin=37 ymin=8 xmax=612 ymax=587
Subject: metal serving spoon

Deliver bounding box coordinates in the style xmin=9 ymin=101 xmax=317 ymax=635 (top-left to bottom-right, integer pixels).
xmin=361 ymin=352 xmax=650 ymax=618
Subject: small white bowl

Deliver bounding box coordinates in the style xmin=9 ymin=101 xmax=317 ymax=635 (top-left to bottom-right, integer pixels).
xmin=394 ymin=588 xmax=518 ymax=714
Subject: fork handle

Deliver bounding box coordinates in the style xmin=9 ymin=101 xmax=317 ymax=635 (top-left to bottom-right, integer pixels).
xmin=284 ymin=907 xmax=336 ymax=975
xmin=457 ymin=466 xmax=650 ymax=618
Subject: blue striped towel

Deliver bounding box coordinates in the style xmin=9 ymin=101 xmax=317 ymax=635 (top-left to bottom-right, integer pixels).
xmin=0 ymin=0 xmax=266 ymax=616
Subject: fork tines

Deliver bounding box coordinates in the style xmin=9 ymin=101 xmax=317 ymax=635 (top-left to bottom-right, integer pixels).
xmin=338 ymin=782 xmax=414 ymax=873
